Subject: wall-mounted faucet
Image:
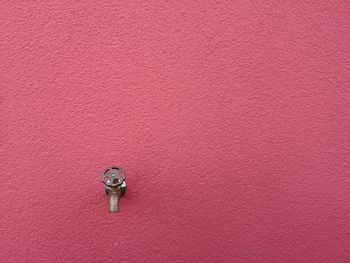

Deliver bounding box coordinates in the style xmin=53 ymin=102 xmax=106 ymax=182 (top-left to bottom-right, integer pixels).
xmin=102 ymin=166 xmax=126 ymax=213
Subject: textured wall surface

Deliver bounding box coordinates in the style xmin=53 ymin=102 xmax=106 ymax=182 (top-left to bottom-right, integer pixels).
xmin=1 ymin=1 xmax=350 ymax=262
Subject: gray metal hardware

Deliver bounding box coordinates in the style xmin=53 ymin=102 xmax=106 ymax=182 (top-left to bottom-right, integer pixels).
xmin=102 ymin=166 xmax=127 ymax=213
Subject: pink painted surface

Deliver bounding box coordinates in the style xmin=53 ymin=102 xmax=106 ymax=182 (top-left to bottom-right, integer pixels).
xmin=1 ymin=1 xmax=350 ymax=262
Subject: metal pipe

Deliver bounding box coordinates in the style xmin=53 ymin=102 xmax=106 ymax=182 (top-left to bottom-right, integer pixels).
xmin=107 ymin=188 xmax=121 ymax=213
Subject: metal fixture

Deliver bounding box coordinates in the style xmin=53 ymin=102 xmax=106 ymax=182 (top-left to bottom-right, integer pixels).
xmin=102 ymin=166 xmax=127 ymax=213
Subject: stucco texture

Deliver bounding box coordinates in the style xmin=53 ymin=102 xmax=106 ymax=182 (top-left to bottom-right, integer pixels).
xmin=1 ymin=1 xmax=350 ymax=262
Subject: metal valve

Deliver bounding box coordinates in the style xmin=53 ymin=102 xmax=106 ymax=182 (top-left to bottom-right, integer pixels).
xmin=102 ymin=166 xmax=126 ymax=213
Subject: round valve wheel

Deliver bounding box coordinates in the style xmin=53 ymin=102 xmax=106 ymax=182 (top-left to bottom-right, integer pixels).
xmin=102 ymin=166 xmax=126 ymax=187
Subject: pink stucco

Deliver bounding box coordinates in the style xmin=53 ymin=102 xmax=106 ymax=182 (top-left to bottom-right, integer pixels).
xmin=1 ymin=1 xmax=350 ymax=262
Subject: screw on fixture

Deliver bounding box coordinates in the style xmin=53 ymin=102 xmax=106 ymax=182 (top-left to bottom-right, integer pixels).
xmin=102 ymin=166 xmax=126 ymax=213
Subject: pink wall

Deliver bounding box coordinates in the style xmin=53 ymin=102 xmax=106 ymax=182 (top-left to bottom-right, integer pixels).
xmin=1 ymin=1 xmax=350 ymax=262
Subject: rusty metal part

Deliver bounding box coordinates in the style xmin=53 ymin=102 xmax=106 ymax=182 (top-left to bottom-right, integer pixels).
xmin=102 ymin=166 xmax=127 ymax=213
